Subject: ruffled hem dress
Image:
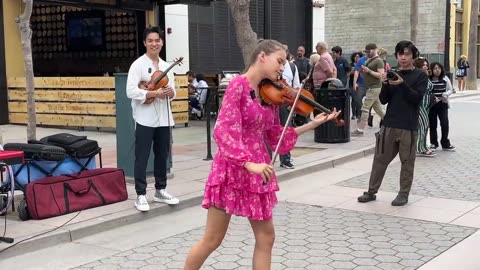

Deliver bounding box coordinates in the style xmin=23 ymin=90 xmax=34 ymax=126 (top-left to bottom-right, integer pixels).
xmin=201 ymin=76 xmax=298 ymax=220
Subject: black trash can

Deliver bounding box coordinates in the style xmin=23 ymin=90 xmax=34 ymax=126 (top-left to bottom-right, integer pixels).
xmin=313 ymin=78 xmax=351 ymax=143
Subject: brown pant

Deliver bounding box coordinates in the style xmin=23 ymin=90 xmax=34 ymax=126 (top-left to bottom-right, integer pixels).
xmin=368 ymin=127 xmax=418 ymax=196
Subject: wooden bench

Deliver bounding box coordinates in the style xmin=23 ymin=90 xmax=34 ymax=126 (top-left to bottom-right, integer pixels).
xmin=7 ymin=76 xmax=190 ymax=129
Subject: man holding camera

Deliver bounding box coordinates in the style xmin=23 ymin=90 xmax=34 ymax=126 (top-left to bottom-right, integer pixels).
xmin=351 ymin=43 xmax=385 ymax=136
xmin=357 ymin=40 xmax=428 ymax=206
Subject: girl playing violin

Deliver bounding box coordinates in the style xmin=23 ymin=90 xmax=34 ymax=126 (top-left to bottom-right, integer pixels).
xmin=183 ymin=39 xmax=341 ymax=270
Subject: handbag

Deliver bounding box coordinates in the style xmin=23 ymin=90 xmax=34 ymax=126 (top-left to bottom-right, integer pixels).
xmin=456 ymin=69 xmax=465 ymax=77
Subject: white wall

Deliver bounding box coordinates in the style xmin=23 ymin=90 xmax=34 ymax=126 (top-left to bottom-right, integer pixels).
xmin=312 ymin=1 xmax=325 ymax=53
xmin=164 ymin=4 xmax=190 ymax=74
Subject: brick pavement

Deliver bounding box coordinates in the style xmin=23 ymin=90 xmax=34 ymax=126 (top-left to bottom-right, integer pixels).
xmin=71 ymin=202 xmax=475 ymax=270
xmin=337 ymin=137 xmax=480 ymax=201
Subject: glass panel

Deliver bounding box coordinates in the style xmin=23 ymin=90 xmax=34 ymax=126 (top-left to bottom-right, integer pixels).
xmin=456 ymin=22 xmax=463 ymax=42
xmin=477 ymin=46 xmax=480 ymax=77
xmin=457 ymin=0 xmax=463 ymax=9
xmin=478 ymin=26 xmax=480 ymax=44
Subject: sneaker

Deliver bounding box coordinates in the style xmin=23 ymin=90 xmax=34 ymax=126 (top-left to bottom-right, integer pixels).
xmin=430 ymin=145 xmax=438 ymax=151
xmin=443 ymin=145 xmax=456 ymax=151
xmin=358 ymin=192 xmax=376 ymax=203
xmin=154 ymin=189 xmax=180 ymax=205
xmin=391 ymin=194 xmax=408 ymax=206
xmin=191 ymin=108 xmax=202 ymax=119
xmin=351 ymin=129 xmax=364 ymax=137
xmin=417 ymin=150 xmax=436 ymax=157
xmin=280 ymin=161 xmax=295 ymax=169
xmin=135 ymin=195 xmax=150 ymax=212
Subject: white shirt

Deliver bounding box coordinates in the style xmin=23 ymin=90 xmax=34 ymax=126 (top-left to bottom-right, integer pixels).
xmin=126 ymin=54 xmax=176 ymax=127
xmin=196 ymin=80 xmax=209 ymax=105
xmin=282 ymin=62 xmax=300 ymax=88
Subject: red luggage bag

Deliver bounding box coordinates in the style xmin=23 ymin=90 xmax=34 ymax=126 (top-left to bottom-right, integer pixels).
xmin=25 ymin=168 xmax=128 ymax=220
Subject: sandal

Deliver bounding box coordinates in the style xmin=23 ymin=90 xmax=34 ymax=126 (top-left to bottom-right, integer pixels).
xmin=357 ymin=192 xmax=376 ymax=203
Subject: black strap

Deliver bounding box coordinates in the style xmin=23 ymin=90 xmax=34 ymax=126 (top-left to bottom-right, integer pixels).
xmin=90 ymin=181 xmax=106 ymax=206
xmin=63 ymin=179 xmax=106 ymax=214
xmin=364 ymin=56 xmax=379 ymax=69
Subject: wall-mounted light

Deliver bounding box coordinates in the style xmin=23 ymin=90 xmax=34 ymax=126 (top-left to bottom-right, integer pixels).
xmin=167 ymin=27 xmax=172 ymax=34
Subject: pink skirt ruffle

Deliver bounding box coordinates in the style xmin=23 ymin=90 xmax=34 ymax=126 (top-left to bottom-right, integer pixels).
xmin=202 ymin=183 xmax=278 ymax=221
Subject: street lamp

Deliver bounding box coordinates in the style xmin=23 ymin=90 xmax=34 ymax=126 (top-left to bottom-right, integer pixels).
xmin=444 ymin=0 xmax=451 ymax=73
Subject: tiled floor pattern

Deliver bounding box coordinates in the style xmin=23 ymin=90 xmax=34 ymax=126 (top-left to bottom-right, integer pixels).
xmin=72 ymin=202 xmax=476 ymax=270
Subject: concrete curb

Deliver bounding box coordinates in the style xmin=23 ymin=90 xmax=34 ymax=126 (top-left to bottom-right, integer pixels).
xmin=450 ymin=92 xmax=480 ymax=100
xmin=0 ymin=143 xmax=376 ymax=258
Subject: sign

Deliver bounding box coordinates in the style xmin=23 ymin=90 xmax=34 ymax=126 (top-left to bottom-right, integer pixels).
xmin=40 ymin=0 xmax=152 ymax=11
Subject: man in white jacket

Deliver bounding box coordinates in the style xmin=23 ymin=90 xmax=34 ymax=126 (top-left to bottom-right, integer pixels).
xmin=126 ymin=26 xmax=180 ymax=212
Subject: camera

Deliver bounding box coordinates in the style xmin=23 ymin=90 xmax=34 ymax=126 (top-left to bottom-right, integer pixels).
xmin=386 ymin=70 xmax=398 ymax=81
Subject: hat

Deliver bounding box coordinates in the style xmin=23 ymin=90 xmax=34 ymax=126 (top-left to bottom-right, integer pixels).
xmin=365 ymin=43 xmax=377 ymax=50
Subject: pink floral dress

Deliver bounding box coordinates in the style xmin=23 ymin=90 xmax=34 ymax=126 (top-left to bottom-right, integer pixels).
xmin=201 ymin=76 xmax=298 ymax=220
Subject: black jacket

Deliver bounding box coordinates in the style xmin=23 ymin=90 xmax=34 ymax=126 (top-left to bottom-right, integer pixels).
xmin=379 ymin=68 xmax=428 ymax=131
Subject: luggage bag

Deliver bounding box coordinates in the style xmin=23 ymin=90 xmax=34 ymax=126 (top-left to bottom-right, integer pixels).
xmin=3 ymin=143 xmax=66 ymax=161
xmin=25 ymin=168 xmax=127 ymax=220
xmin=40 ymin=133 xmax=100 ymax=158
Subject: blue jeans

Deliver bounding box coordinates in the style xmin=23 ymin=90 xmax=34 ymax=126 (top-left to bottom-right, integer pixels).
xmin=280 ymin=152 xmax=291 ymax=164
xmin=279 ymin=105 xmax=292 ymax=164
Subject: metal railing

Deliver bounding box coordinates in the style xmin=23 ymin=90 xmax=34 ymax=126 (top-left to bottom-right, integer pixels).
xmin=193 ymin=86 xmax=225 ymax=161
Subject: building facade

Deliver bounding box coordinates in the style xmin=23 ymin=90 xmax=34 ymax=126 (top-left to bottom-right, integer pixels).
xmin=325 ymin=0 xmax=479 ymax=77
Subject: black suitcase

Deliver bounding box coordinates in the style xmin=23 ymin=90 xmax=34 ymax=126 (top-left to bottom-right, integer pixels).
xmin=40 ymin=133 xmax=100 ymax=158
xmin=3 ymin=143 xmax=66 ymax=161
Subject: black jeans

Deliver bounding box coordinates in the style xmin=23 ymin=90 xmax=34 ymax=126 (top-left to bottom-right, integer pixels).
xmin=351 ymin=86 xmax=367 ymax=118
xmin=429 ymin=102 xmax=450 ymax=148
xmin=134 ymin=123 xmax=170 ymax=195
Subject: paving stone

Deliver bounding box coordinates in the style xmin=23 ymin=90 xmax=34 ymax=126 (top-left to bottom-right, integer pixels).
xmin=211 ymin=261 xmax=239 ymax=269
xmin=352 ymin=257 xmax=379 ymax=266
xmin=72 ymin=202 xmax=475 ymax=270
xmin=328 ymin=261 xmax=357 ymax=269
xmin=328 ymin=253 xmax=355 ymax=261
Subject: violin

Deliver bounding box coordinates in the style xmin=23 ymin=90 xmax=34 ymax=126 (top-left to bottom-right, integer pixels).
xmin=139 ymin=57 xmax=184 ymax=104
xmin=258 ymin=78 xmax=345 ymax=127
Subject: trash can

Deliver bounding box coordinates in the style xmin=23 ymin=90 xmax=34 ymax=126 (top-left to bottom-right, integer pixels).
xmin=313 ymin=78 xmax=351 ymax=143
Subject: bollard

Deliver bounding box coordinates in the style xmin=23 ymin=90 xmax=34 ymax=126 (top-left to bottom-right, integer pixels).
xmin=204 ymin=87 xmax=214 ymax=160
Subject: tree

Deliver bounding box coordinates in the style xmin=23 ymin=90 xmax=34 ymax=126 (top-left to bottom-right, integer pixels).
xmin=410 ymin=0 xmax=418 ymax=43
xmin=16 ymin=0 xmax=36 ymax=140
xmin=226 ymin=0 xmax=258 ymax=67
xmin=466 ymin=0 xmax=479 ymax=91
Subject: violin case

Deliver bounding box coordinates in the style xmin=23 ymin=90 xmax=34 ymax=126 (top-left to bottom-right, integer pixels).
xmin=3 ymin=143 xmax=66 ymax=161
xmin=39 ymin=133 xmax=100 ymax=158
xmin=25 ymin=168 xmax=127 ymax=220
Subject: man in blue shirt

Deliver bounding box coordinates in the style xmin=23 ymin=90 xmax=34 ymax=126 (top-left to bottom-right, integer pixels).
xmin=352 ymin=55 xmax=367 ymax=120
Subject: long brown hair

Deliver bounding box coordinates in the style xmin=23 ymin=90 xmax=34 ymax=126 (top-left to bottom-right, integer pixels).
xmin=245 ymin=39 xmax=286 ymax=71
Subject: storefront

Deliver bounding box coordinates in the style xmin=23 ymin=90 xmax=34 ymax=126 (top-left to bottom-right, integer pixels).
xmin=0 ymin=0 xmax=157 ymax=127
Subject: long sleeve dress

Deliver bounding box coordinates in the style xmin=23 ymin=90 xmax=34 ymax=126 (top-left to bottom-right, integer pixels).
xmin=201 ymin=76 xmax=298 ymax=220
